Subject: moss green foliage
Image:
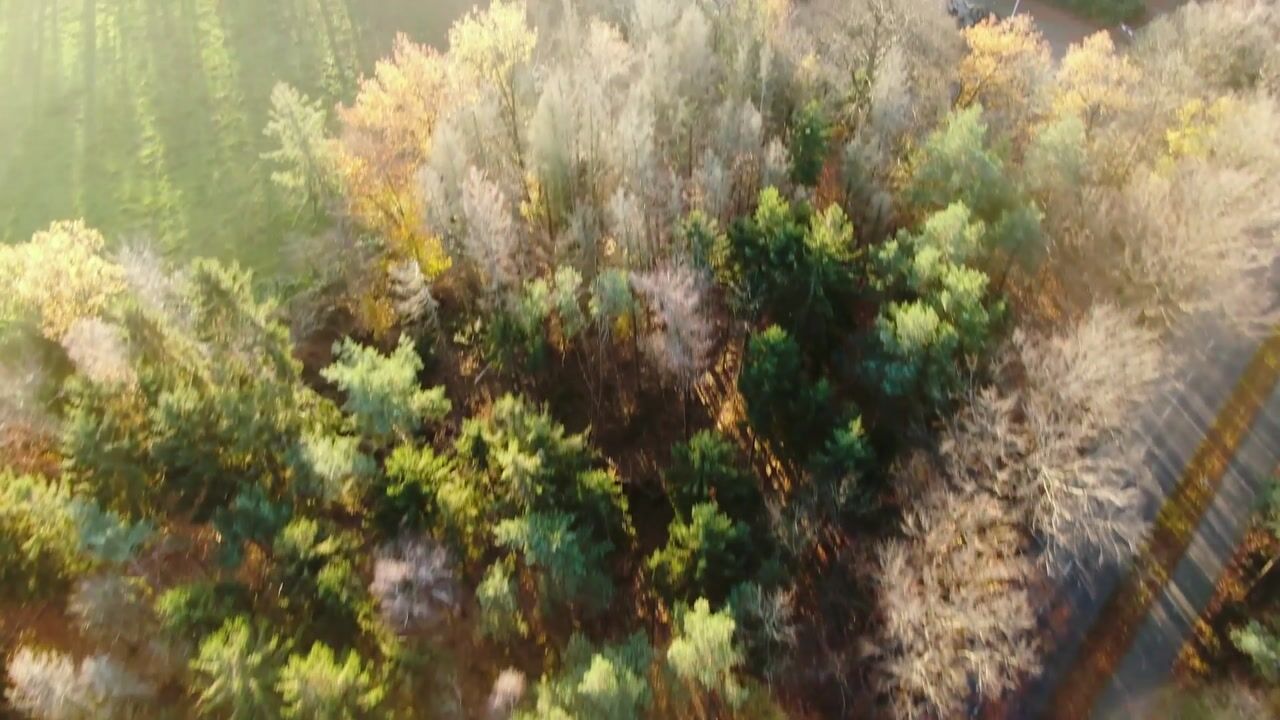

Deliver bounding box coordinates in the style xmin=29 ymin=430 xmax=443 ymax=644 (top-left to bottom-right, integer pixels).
xmin=263 ymin=83 xmax=340 ymax=215
xmin=213 ymin=485 xmax=293 ymax=568
xmin=191 ymin=616 xmax=289 ymax=720
xmin=1231 ymin=620 xmax=1280 ymax=682
xmin=0 ymin=472 xmax=83 ymax=600
xmin=68 ymin=499 xmax=153 ymax=565
xmin=321 ymin=336 xmax=451 ymax=443
xmin=739 ymin=325 xmax=838 ymax=459
xmin=496 ymin=511 xmax=616 ymax=613
xmin=477 ymin=558 xmax=528 ymax=641
xmin=377 ymin=444 xmax=457 ymax=538
xmin=518 ymin=633 xmax=654 ymax=720
xmin=453 ymin=394 xmax=632 ymax=558
xmin=907 ymin=107 xmax=1044 ymax=270
xmin=589 ymin=269 xmax=637 ymax=336
xmin=551 ymin=266 xmax=587 ymax=341
xmin=665 ymin=431 xmax=760 ymax=521
xmin=869 ymin=202 xmax=1004 ymax=407
xmin=156 ymin=581 xmax=255 ymax=640
xmin=291 ymin=432 xmax=379 ymax=509
xmin=61 ymin=259 xmax=338 ymax=518
xmin=648 ymin=503 xmax=753 ymax=604
xmin=680 ymin=211 xmax=724 ymax=272
xmin=278 ymin=643 xmax=381 ymax=719
xmin=488 ymin=278 xmax=555 ymax=372
xmin=789 ymin=100 xmax=832 ymax=187
xmin=718 ymin=189 xmax=860 ymax=346
xmin=269 ymin=518 xmax=374 ymax=644
xmin=668 ymin=598 xmax=747 ymax=709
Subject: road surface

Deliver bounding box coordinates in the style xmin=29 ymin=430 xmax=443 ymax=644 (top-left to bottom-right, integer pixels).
xmin=986 ymin=0 xmax=1187 ymax=56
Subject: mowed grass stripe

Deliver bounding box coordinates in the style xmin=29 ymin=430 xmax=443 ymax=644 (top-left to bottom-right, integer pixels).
xmin=1049 ymin=326 xmax=1280 ymax=720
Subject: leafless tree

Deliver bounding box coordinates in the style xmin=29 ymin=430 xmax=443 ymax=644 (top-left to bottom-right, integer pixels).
xmin=630 ymin=265 xmax=715 ymax=386
xmin=6 ymin=647 xmax=155 ymax=720
xmin=943 ymin=306 xmax=1164 ymax=578
xmin=369 ymin=535 xmax=458 ymax=635
xmin=60 ymin=319 xmax=135 ymax=388
xmin=461 ymin=166 xmax=522 ymax=298
xmin=387 ymin=259 xmax=439 ymax=327
xmin=875 ymin=466 xmax=1038 ymax=720
xmin=484 ymin=668 xmax=526 ymax=720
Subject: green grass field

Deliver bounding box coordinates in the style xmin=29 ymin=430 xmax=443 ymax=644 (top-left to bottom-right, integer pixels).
xmin=0 ymin=0 xmax=477 ymax=271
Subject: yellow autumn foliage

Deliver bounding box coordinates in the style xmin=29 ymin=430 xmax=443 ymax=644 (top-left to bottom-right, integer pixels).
xmin=1052 ymin=32 xmax=1142 ymax=130
xmin=336 ymin=35 xmax=453 ymax=278
xmin=958 ymin=16 xmax=1053 ymax=138
xmin=1164 ymin=97 xmax=1235 ymax=163
xmin=1 ymin=220 xmax=126 ymax=339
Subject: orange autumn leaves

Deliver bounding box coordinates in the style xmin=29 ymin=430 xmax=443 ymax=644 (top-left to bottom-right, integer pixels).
xmin=335 ymin=35 xmax=453 ymax=282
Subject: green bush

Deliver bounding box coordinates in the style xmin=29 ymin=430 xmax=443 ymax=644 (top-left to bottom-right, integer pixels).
xmin=191 ymin=616 xmax=288 ymax=720
xmin=517 ymin=633 xmax=654 ymax=720
xmin=278 ymin=643 xmax=381 ymax=719
xmin=789 ymin=100 xmax=832 ymax=187
xmin=719 ymin=190 xmax=858 ymax=345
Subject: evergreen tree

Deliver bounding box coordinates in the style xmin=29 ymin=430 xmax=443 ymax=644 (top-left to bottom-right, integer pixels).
xmin=648 ymin=502 xmax=752 ymax=604
xmin=477 ymin=558 xmax=528 ymax=641
xmin=191 ymin=617 xmax=288 ymax=720
xmin=517 ymin=633 xmax=654 ymax=720
xmin=262 ymin=83 xmax=338 ymax=214
xmin=789 ymin=101 xmax=831 ymax=187
xmin=277 ymin=644 xmax=381 ymax=720
xmin=738 ymin=326 xmax=836 ymax=459
xmin=664 ymin=430 xmax=760 ymax=520
xmin=495 ymin=511 xmax=615 ymax=613
xmin=0 ymin=472 xmax=83 ymax=600
xmin=667 ymin=598 xmax=747 ymax=709
xmin=720 ymin=189 xmax=858 ymax=345
xmin=321 ymin=336 xmax=450 ymax=443
xmin=869 ymin=202 xmax=1004 ymax=408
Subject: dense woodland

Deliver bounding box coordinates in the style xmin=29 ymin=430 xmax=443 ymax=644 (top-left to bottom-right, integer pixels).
xmin=2 ymin=0 xmax=1279 ymax=718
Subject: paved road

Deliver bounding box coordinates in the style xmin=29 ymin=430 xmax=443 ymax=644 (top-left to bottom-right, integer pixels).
xmin=1004 ymin=313 xmax=1280 ymax=719
xmin=1095 ymin=374 xmax=1280 ymax=718
xmin=970 ymin=3 xmax=1280 ymax=718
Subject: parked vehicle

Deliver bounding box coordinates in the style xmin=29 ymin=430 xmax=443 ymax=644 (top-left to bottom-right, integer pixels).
xmin=947 ymin=0 xmax=994 ymax=27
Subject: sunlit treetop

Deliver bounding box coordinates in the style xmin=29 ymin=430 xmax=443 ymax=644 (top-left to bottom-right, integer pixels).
xmin=0 ymin=220 xmax=126 ymax=340
xmin=1052 ymin=31 xmax=1142 ymax=131
xmin=448 ymin=0 xmax=537 ymax=93
xmin=958 ymin=16 xmax=1053 ymax=138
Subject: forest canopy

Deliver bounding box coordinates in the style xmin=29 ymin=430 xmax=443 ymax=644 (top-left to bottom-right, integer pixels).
xmin=2 ymin=0 xmax=1279 ymax=718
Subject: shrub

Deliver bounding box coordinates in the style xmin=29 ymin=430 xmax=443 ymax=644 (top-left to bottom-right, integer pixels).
xmin=0 ymin=472 xmax=83 ymax=600
xmin=156 ymin=581 xmax=254 ymax=640
xmin=667 ymin=598 xmax=746 ymax=709
xmin=495 ymin=511 xmax=615 ymax=614
xmin=789 ymin=100 xmax=831 ymax=187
